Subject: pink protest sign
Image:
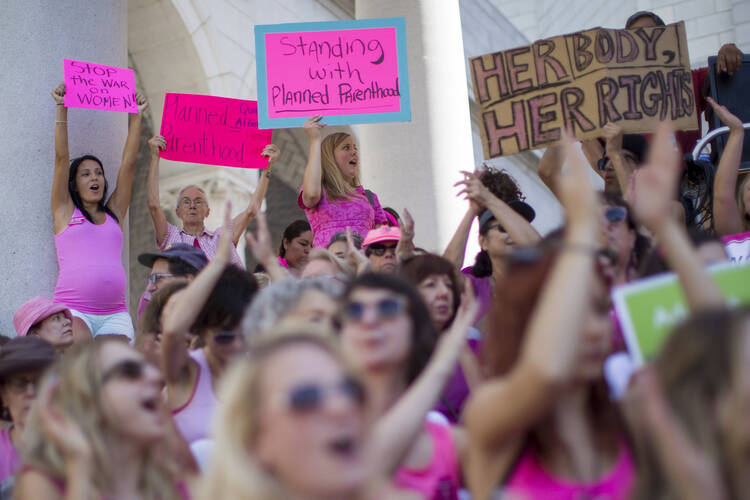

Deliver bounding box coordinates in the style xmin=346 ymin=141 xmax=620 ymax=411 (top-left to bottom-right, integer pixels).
xmin=63 ymin=59 xmax=137 ymax=113
xmin=255 ymin=18 xmax=411 ymax=128
xmin=160 ymin=93 xmax=273 ymax=169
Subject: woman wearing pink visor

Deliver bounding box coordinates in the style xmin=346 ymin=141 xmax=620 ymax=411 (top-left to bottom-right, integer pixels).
xmin=13 ymin=298 xmax=79 ymax=353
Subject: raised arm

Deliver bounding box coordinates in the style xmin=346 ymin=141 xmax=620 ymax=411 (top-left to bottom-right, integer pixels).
xmin=632 ymin=122 xmax=725 ymax=311
xmin=395 ymin=208 xmax=416 ymax=262
xmin=300 ymin=116 xmax=326 ymax=208
xmin=231 ymin=144 xmax=279 ymax=244
xmin=536 ymin=145 xmax=564 ymax=198
xmin=601 ymin=123 xmax=635 ymax=200
xmin=709 ymin=98 xmax=746 ymax=237
xmin=457 ymin=171 xmax=541 ymax=247
xmin=443 ymin=183 xmax=483 ymax=269
xmin=464 ymin=134 xmax=599 ymax=497
xmin=369 ymin=284 xmax=479 ymax=476
xmin=146 ymin=135 xmax=169 ymax=246
xmin=161 ymin=202 xmax=232 ymax=384
xmin=245 ymin=211 xmax=289 ymax=282
xmin=51 ymin=84 xmax=74 ymax=233
xmin=106 ymin=93 xmax=148 ymax=222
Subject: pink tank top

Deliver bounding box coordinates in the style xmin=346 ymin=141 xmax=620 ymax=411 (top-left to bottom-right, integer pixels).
xmin=393 ymin=421 xmax=460 ymax=500
xmin=172 ymin=349 xmax=218 ymax=444
xmin=504 ymin=442 xmax=635 ymax=500
xmin=53 ymin=208 xmax=128 ymax=314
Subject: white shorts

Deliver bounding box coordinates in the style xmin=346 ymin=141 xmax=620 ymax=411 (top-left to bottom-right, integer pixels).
xmin=68 ymin=309 xmax=134 ymax=342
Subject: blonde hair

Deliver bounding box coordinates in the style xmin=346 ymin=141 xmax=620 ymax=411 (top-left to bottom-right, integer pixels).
xmin=22 ymin=339 xmax=180 ymax=499
xmin=320 ymin=133 xmax=362 ymax=201
xmin=197 ymin=328 xmax=358 ymax=500
xmin=307 ymin=248 xmax=355 ymax=277
xmin=736 ymin=173 xmax=750 ymax=231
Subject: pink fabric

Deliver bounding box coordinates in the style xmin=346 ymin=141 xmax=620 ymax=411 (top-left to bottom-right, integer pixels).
xmin=53 ymin=208 xmax=128 ymax=314
xmin=461 ymin=267 xmax=492 ymax=326
xmin=298 ymin=186 xmax=388 ymax=248
xmin=504 ymin=442 xmax=635 ymax=500
xmin=435 ymin=338 xmax=481 ymax=423
xmin=172 ymin=349 xmax=218 ymax=444
xmin=0 ymin=429 xmax=19 ymax=484
xmin=160 ymin=222 xmax=244 ymax=269
xmin=722 ymin=231 xmax=750 ymax=264
xmin=13 ymin=297 xmax=72 ymax=337
xmin=394 ymin=421 xmax=460 ymax=500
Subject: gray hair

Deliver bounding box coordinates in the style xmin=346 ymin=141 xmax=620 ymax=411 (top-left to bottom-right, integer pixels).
xmin=175 ymin=185 xmax=208 ymax=210
xmin=242 ymin=276 xmax=344 ymax=341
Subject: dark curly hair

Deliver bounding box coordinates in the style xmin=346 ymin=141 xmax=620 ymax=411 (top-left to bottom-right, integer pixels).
xmin=479 ymin=166 xmax=525 ymax=203
xmin=399 ymin=254 xmax=463 ymax=331
xmin=342 ymin=273 xmax=437 ymax=385
xmin=192 ymin=266 xmax=259 ymax=335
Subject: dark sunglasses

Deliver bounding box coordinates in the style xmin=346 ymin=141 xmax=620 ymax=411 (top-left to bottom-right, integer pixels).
xmin=597 ymin=153 xmax=639 ymax=171
xmin=367 ymin=243 xmax=397 ymax=257
xmin=605 ymin=206 xmax=628 ymax=223
xmin=288 ymin=377 xmax=365 ymax=413
xmin=342 ymin=297 xmax=406 ymax=322
xmin=102 ymin=359 xmax=147 ymax=383
xmin=213 ymin=331 xmax=240 ymax=345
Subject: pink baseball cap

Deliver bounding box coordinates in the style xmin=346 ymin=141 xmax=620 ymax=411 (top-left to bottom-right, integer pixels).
xmin=13 ymin=297 xmax=72 ymax=337
xmin=362 ymin=226 xmax=402 ymax=248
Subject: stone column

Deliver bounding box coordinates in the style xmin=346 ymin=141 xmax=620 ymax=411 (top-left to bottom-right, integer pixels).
xmin=355 ymin=0 xmax=474 ymax=252
xmin=0 ymin=1 xmax=128 ymax=335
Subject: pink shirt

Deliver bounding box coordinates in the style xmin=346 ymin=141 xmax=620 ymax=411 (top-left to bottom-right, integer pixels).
xmin=160 ymin=222 xmax=244 ymax=268
xmin=394 ymin=421 xmax=460 ymax=500
xmin=0 ymin=429 xmax=19 ymax=484
xmin=53 ymin=208 xmax=128 ymax=314
xmin=172 ymin=349 xmax=218 ymax=444
xmin=504 ymin=442 xmax=635 ymax=500
xmin=298 ymin=186 xmax=388 ymax=248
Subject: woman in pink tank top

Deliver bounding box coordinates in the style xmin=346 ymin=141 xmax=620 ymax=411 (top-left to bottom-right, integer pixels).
xmin=160 ymin=208 xmax=258 ymax=444
xmin=464 ymin=147 xmax=635 ymax=500
xmin=49 ymin=83 xmax=148 ymax=340
xmin=339 ymin=273 xmax=480 ymax=500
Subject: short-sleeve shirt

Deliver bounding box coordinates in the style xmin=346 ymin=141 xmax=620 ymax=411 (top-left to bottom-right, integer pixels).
xmin=298 ymin=185 xmax=388 ymax=248
xmin=159 ymin=222 xmax=244 ymax=268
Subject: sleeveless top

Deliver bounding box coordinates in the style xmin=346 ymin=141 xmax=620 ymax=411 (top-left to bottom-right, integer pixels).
xmin=172 ymin=349 xmax=218 ymax=444
xmin=394 ymin=420 xmax=461 ymax=500
xmin=53 ymin=207 xmax=127 ymax=314
xmin=298 ymin=185 xmax=387 ymax=248
xmin=503 ymin=442 xmax=635 ymax=500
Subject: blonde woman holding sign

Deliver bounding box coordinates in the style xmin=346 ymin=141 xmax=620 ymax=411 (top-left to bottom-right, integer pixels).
xmin=299 ymin=116 xmax=388 ymax=248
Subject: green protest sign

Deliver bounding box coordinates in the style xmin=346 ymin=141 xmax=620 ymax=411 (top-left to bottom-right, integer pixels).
xmin=612 ymin=262 xmax=750 ymax=365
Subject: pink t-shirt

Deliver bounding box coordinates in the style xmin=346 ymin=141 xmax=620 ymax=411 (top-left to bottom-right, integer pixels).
xmin=160 ymin=222 xmax=244 ymax=269
xmin=0 ymin=429 xmax=19 ymax=484
xmin=504 ymin=442 xmax=635 ymax=500
xmin=298 ymin=186 xmax=387 ymax=248
xmin=53 ymin=208 xmax=128 ymax=314
xmin=394 ymin=421 xmax=460 ymax=500
xmin=172 ymin=349 xmax=218 ymax=444
xmin=722 ymin=231 xmax=750 ymax=264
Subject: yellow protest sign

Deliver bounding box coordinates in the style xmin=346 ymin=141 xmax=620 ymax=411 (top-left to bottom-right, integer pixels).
xmin=470 ymin=22 xmax=698 ymax=158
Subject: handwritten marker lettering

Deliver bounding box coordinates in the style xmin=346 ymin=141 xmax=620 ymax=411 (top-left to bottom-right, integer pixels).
xmin=63 ymin=59 xmax=138 ymax=113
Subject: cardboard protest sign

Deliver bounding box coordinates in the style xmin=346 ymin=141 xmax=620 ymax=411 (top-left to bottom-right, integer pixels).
xmin=159 ymin=93 xmax=273 ymax=169
xmin=612 ymin=262 xmax=750 ymax=365
xmin=469 ymin=22 xmax=698 ymax=158
xmin=63 ymin=59 xmax=137 ymax=113
xmin=254 ymin=17 xmax=411 ymax=128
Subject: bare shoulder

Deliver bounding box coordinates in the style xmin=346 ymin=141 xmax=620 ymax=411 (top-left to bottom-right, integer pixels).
xmin=14 ymin=468 xmax=64 ymax=500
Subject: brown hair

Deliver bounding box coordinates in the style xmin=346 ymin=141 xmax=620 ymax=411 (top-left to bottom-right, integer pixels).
xmin=320 ymin=133 xmax=362 ymax=201
xmin=398 ymin=253 xmax=463 ymax=331
xmin=136 ymin=280 xmax=188 ymax=342
xmin=736 ymin=174 xmax=750 ymax=231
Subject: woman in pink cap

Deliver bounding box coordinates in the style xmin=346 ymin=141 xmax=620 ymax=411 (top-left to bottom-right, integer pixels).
xmin=298 ymin=116 xmax=388 ymax=248
xmin=13 ymin=297 xmax=79 ymax=353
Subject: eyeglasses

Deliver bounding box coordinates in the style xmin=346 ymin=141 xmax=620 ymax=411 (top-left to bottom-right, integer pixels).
xmin=179 ymin=198 xmax=205 ymax=208
xmin=147 ymin=272 xmax=175 ymax=285
xmin=605 ymin=206 xmax=628 ymax=224
xmin=212 ymin=331 xmax=240 ymax=346
xmin=286 ymin=377 xmax=365 ymax=413
xmin=4 ymin=376 xmax=39 ymax=395
xmin=342 ymin=297 xmax=407 ymax=322
xmin=367 ymin=243 xmax=397 ymax=257
xmin=102 ymin=359 xmax=148 ymax=383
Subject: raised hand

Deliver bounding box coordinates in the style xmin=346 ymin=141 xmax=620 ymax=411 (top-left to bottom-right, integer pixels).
xmin=37 ymin=377 xmax=91 ymax=462
xmin=559 ymin=131 xmax=599 ymax=229
xmin=455 ymin=170 xmax=495 ymax=208
xmin=302 ymin=115 xmax=326 ymax=141
xmin=261 ymin=143 xmax=281 ymax=164
xmin=602 ymin=122 xmax=623 ymax=154
xmin=400 ymin=208 xmax=414 ymax=239
xmin=707 ymin=97 xmax=744 ymax=132
xmin=136 ymin=92 xmax=149 ymax=113
xmin=51 ymin=83 xmax=66 ymax=105
xmin=346 ymin=226 xmax=368 ymax=273
xmin=717 ymin=43 xmax=743 ymax=76
xmin=148 ymin=135 xmax=166 ymax=156
xmin=216 ymin=200 xmax=233 ymax=264
xmin=245 ymin=211 xmax=274 ymax=266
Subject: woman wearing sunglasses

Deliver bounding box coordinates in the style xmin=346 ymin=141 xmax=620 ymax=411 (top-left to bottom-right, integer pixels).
xmin=339 ymin=272 xmax=478 ymax=499
xmin=601 ymin=193 xmax=650 ymax=286
xmin=160 ymin=203 xmax=258 ymax=445
xmin=15 ymin=339 xmax=188 ymax=500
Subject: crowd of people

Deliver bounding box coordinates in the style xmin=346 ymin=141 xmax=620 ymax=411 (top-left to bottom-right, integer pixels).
xmin=1 ymin=9 xmax=749 ymax=500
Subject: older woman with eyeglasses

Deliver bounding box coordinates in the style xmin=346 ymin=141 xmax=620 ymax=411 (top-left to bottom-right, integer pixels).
xmin=0 ymin=337 xmax=56 ymax=497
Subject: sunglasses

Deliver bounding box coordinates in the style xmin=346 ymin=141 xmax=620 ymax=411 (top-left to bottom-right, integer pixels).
xmin=102 ymin=359 xmax=148 ymax=383
xmin=605 ymin=206 xmax=628 ymax=223
xmin=213 ymin=331 xmax=240 ymax=346
xmin=342 ymin=297 xmax=406 ymax=322
xmin=367 ymin=243 xmax=398 ymax=257
xmin=147 ymin=272 xmax=175 ymax=285
xmin=286 ymin=377 xmax=365 ymax=413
